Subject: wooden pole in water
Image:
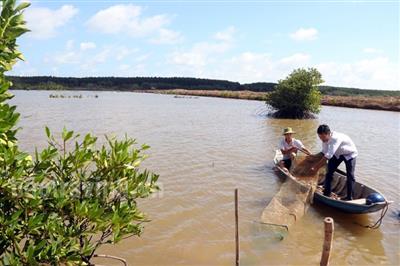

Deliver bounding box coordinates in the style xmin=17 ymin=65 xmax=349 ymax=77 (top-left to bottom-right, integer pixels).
xmin=320 ymin=217 xmax=334 ymax=266
xmin=235 ymin=188 xmax=239 ymax=266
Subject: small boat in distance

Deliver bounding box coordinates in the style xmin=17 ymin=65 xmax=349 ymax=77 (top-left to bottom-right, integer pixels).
xmin=273 ymin=150 xmax=390 ymax=214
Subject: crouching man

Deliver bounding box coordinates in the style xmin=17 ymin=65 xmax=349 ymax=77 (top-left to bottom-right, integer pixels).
xmin=279 ymin=127 xmax=311 ymax=172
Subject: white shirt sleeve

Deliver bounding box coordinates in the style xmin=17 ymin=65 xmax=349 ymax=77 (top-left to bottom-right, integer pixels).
xmin=293 ymin=139 xmax=304 ymax=149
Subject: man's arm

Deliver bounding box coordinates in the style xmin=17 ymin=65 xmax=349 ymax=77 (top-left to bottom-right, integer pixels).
xmin=299 ymin=147 xmax=312 ymax=156
xmin=294 ymin=140 xmax=309 ymax=155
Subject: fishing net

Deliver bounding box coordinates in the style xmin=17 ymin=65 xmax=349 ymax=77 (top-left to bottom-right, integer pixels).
xmin=260 ymin=153 xmax=325 ymax=232
xmin=291 ymin=153 xmax=326 ymax=179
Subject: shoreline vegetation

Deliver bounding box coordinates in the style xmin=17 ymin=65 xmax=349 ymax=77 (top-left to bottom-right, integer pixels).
xmin=144 ymin=89 xmax=400 ymax=112
xmin=8 ymin=76 xmax=400 ymax=112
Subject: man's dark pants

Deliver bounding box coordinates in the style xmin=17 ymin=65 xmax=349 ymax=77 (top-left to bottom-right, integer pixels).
xmin=283 ymin=159 xmax=292 ymax=170
xmin=323 ymin=155 xmax=356 ymax=200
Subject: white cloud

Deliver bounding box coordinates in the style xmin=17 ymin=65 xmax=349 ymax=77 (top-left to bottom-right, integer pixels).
xmin=135 ymin=53 xmax=150 ymax=63
xmin=209 ymin=52 xmax=312 ymax=83
xmin=92 ymin=49 xmax=110 ymax=64
xmin=167 ymin=50 xmax=259 ymax=82
xmin=317 ymin=57 xmax=399 ymax=90
xmin=80 ymin=42 xmax=96 ymax=51
xmin=50 ymin=46 xmax=113 ymax=73
xmin=168 ymin=41 xmax=230 ymax=68
xmin=46 ymin=41 xmax=147 ymax=75
xmin=363 ymin=48 xmax=383 ymax=54
xmin=139 ymin=15 xmax=170 ymax=36
xmin=86 ymin=4 xmax=170 ymax=37
xmin=221 ymin=52 xmax=274 ymax=81
xmin=279 ymin=53 xmax=310 ymax=65
xmin=116 ymin=63 xmax=147 ymax=76
xmin=86 ymin=5 xmax=141 ymax=34
xmin=115 ymin=47 xmax=139 ymax=61
xmin=194 ymin=41 xmax=232 ymax=54
xmin=169 ymin=51 xmax=207 ymax=67
xmin=167 ymin=46 xmax=311 ymax=83
xmin=9 ymin=61 xmax=38 ymax=76
xmin=79 ymin=48 xmax=112 ymax=70
xmin=66 ymin=40 xmax=75 ymax=50
xmin=119 ymin=64 xmax=131 ymax=71
xmin=290 ymin=27 xmax=318 ymax=41
xmin=150 ymin=29 xmax=183 ymax=44
xmin=167 ymin=27 xmax=235 ymax=69
xmin=54 ymin=51 xmax=80 ymax=64
xmin=25 ymin=5 xmax=78 ymax=39
xmin=166 ymin=45 xmax=398 ymax=90
xmin=214 ymin=26 xmax=236 ymax=42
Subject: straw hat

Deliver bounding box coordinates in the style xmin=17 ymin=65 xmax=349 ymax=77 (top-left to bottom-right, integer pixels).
xmin=283 ymin=127 xmax=296 ymax=135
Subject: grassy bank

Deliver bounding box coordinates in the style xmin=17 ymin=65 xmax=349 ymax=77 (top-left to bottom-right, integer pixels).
xmin=145 ymin=89 xmax=400 ymax=112
xmin=321 ymin=95 xmax=400 ymax=111
xmin=144 ymin=89 xmax=268 ymax=101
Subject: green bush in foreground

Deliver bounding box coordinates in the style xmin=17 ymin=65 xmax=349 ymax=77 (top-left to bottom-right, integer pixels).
xmin=266 ymin=68 xmax=323 ymax=119
xmin=0 ymin=0 xmax=159 ymax=264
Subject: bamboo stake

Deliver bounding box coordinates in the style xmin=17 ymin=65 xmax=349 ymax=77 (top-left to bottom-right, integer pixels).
xmin=235 ymin=188 xmax=239 ymax=266
xmin=320 ymin=217 xmax=334 ymax=266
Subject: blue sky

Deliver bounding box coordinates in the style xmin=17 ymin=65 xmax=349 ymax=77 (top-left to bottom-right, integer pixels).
xmin=10 ymin=0 xmax=400 ymax=90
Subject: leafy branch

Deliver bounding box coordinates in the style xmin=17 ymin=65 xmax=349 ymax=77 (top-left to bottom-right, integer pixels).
xmin=0 ymin=1 xmax=159 ymax=264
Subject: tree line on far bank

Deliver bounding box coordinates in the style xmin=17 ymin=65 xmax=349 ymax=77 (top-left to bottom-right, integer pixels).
xmin=7 ymin=75 xmax=399 ymax=97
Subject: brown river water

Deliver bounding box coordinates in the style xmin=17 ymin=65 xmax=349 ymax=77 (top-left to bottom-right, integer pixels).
xmin=10 ymin=90 xmax=400 ymax=265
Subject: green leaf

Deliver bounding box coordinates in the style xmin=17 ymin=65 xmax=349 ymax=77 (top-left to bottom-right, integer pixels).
xmin=45 ymin=126 xmax=50 ymax=138
xmin=11 ymin=209 xmax=23 ymax=222
xmin=14 ymin=151 xmax=29 ymax=161
xmin=27 ymin=244 xmax=35 ymax=263
xmin=65 ymin=130 xmax=73 ymax=141
xmin=62 ymin=127 xmax=73 ymax=141
xmin=14 ymin=2 xmax=31 ymax=13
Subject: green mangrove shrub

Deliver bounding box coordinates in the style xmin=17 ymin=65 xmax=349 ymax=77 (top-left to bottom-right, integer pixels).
xmin=0 ymin=0 xmax=159 ymax=264
xmin=266 ymin=68 xmax=323 ymax=119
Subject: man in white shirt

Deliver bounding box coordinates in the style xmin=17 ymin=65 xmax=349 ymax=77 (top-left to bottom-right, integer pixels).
xmin=279 ymin=127 xmax=311 ymax=171
xmin=311 ymin=124 xmax=358 ymax=200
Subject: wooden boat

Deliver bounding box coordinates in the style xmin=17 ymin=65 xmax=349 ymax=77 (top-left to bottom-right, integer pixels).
xmin=274 ymin=150 xmax=389 ymax=214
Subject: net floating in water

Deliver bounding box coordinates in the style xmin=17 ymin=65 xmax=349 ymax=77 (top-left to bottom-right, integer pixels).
xmin=261 ymin=153 xmax=326 ymax=232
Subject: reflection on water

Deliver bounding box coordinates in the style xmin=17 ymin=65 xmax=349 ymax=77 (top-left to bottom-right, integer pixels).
xmin=11 ymin=90 xmax=400 ymax=265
